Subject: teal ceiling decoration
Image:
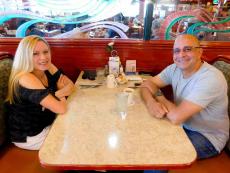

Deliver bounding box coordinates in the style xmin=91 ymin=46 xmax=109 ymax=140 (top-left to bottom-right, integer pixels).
xmin=0 ymin=0 xmax=131 ymax=37
xmin=54 ymin=21 xmax=129 ymax=39
xmin=165 ymin=16 xmax=194 ymax=40
xmin=160 ymin=8 xmax=230 ymax=40
xmin=16 ymin=19 xmax=46 ymax=37
xmin=0 ymin=0 xmax=119 ymax=24
xmin=187 ymin=16 xmax=230 ymax=34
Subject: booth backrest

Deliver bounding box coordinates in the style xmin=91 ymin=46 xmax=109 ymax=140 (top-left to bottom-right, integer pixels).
xmin=212 ymin=55 xmax=230 ymax=152
xmin=0 ymin=53 xmax=13 ymax=147
xmin=0 ymin=49 xmax=229 ymax=152
xmin=1 ymin=38 xmax=230 ymax=82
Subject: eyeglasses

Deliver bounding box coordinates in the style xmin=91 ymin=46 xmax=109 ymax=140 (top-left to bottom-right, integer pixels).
xmin=173 ymin=46 xmax=201 ymax=55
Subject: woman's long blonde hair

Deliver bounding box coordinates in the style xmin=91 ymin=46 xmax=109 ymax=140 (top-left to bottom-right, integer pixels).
xmin=6 ymin=35 xmax=50 ymax=104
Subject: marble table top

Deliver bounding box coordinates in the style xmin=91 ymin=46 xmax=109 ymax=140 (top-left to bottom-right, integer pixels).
xmin=39 ymin=74 xmax=196 ymax=170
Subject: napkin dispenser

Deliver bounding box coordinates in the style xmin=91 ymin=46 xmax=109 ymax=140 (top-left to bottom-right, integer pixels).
xmin=108 ymin=56 xmax=120 ymax=77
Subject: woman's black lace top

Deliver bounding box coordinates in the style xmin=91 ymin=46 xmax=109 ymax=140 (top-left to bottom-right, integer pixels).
xmin=5 ymin=70 xmax=62 ymax=142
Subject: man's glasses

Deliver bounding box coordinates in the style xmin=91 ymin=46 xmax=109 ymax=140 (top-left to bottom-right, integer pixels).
xmin=173 ymin=46 xmax=201 ymax=55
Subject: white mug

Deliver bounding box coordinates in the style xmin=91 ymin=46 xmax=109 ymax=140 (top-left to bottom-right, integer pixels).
xmin=123 ymin=88 xmax=135 ymax=106
xmin=107 ymin=74 xmax=117 ymax=88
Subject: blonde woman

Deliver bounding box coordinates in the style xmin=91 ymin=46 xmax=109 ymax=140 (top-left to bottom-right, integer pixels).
xmin=5 ymin=35 xmax=74 ymax=150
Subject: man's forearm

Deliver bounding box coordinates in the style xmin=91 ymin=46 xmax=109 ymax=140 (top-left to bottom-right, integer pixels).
xmin=141 ymin=79 xmax=176 ymax=112
xmin=155 ymin=95 xmax=180 ymax=121
xmin=156 ymin=95 xmax=176 ymax=112
xmin=141 ymin=79 xmax=160 ymax=95
xmin=141 ymin=86 xmax=169 ymax=118
xmin=141 ymin=87 xmax=157 ymax=105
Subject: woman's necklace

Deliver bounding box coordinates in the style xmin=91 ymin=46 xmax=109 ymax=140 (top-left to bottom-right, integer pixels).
xmin=40 ymin=74 xmax=48 ymax=87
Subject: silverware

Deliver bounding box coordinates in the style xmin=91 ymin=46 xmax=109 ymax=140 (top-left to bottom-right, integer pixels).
xmin=128 ymin=86 xmax=139 ymax=89
xmin=128 ymin=86 xmax=145 ymax=89
xmin=79 ymin=84 xmax=102 ymax=89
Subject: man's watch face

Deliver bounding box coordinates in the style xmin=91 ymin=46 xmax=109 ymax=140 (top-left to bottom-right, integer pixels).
xmin=154 ymin=90 xmax=163 ymax=97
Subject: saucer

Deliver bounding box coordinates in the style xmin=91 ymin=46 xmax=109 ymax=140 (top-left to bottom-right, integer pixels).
xmin=128 ymin=101 xmax=135 ymax=106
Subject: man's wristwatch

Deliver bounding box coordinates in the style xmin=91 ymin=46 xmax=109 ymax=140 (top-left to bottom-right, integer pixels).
xmin=153 ymin=89 xmax=163 ymax=97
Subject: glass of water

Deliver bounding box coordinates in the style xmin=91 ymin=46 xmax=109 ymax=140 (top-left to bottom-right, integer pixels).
xmin=116 ymin=92 xmax=129 ymax=119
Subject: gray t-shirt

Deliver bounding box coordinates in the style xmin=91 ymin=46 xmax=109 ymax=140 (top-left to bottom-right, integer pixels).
xmin=159 ymin=62 xmax=229 ymax=152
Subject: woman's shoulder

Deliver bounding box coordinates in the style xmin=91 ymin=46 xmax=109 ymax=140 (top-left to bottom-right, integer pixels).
xmin=19 ymin=73 xmax=45 ymax=89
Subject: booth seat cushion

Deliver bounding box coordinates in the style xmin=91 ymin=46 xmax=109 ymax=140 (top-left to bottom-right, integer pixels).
xmin=212 ymin=60 xmax=230 ymax=152
xmin=0 ymin=55 xmax=13 ymax=147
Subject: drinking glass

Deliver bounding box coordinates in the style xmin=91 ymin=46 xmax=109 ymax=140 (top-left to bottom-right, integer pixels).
xmin=116 ymin=92 xmax=129 ymax=119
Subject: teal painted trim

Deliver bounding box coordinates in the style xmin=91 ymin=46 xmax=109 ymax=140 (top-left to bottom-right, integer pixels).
xmin=187 ymin=16 xmax=230 ymax=34
xmin=193 ymin=28 xmax=230 ymax=34
xmin=165 ymin=16 xmax=194 ymax=40
xmin=186 ymin=21 xmax=204 ymax=34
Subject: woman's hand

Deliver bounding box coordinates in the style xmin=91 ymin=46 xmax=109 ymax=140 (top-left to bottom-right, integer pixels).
xmin=55 ymin=74 xmax=75 ymax=99
xmin=57 ymin=74 xmax=68 ymax=89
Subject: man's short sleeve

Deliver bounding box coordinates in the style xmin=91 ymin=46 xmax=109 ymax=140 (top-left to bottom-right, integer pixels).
xmin=185 ymin=74 xmax=227 ymax=108
xmin=159 ymin=64 xmax=177 ymax=85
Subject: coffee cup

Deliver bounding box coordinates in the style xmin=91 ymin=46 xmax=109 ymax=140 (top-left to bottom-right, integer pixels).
xmin=123 ymin=88 xmax=135 ymax=106
xmin=107 ymin=74 xmax=117 ymax=88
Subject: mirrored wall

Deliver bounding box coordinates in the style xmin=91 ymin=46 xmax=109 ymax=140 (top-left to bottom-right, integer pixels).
xmin=0 ymin=0 xmax=229 ymax=41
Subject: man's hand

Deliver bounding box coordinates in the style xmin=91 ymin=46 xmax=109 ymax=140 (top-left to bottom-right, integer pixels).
xmin=141 ymin=76 xmax=169 ymax=118
xmin=146 ymin=98 xmax=168 ymax=118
